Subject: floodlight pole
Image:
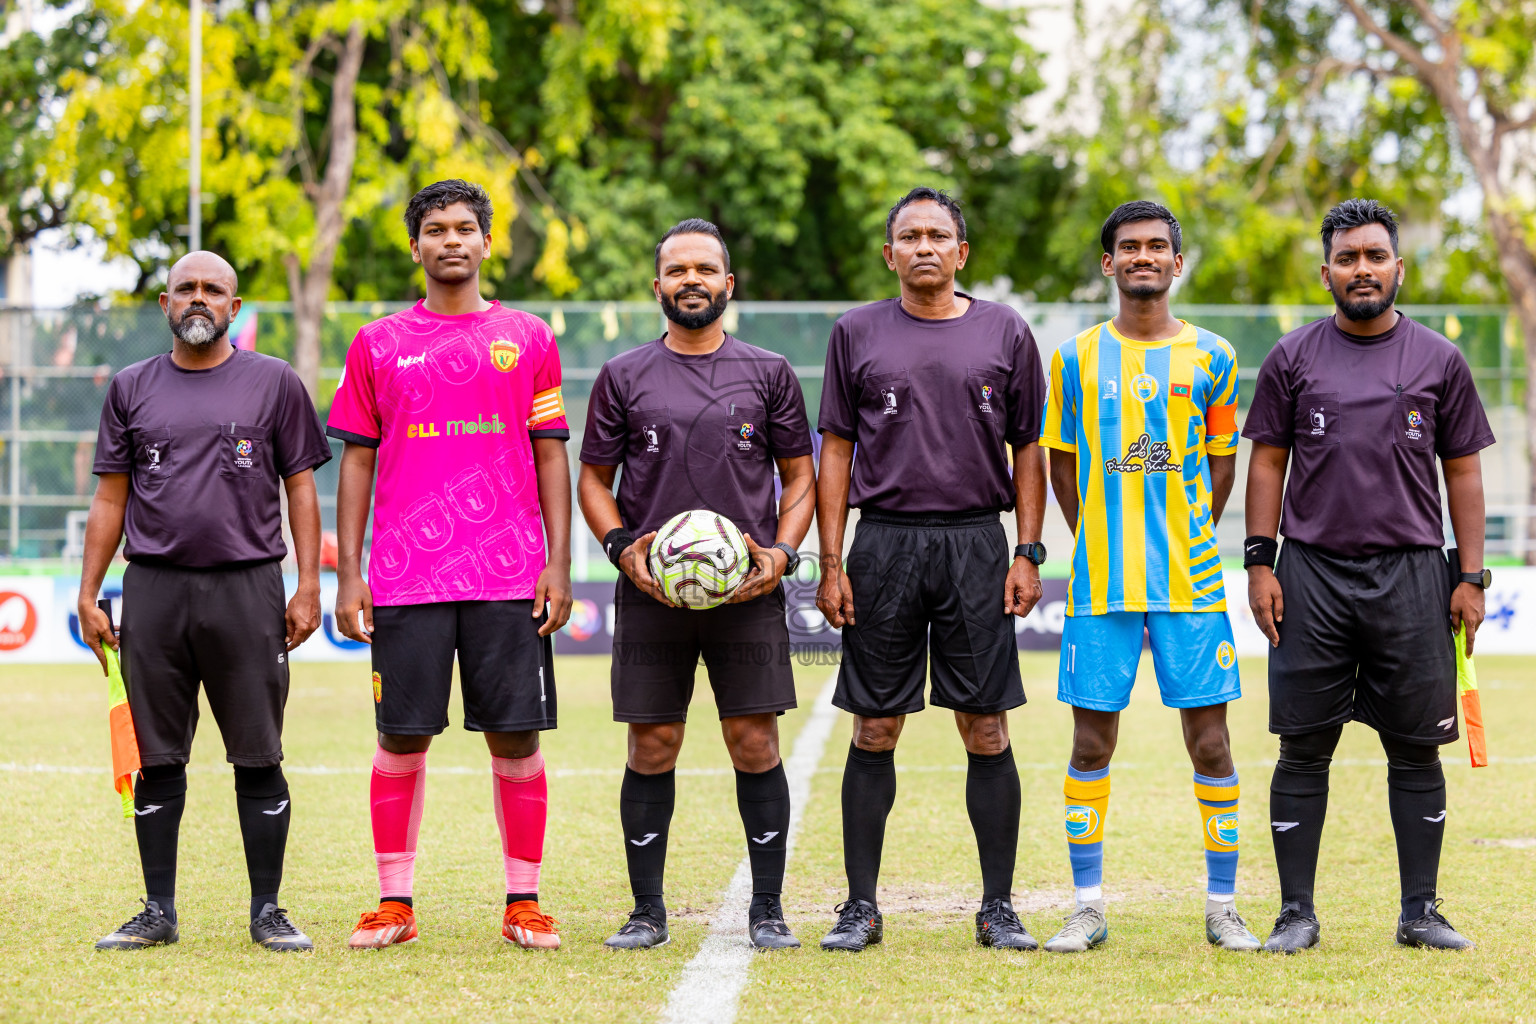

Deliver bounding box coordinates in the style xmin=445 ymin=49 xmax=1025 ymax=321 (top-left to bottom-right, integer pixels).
xmin=189 ymin=0 xmax=202 ymax=253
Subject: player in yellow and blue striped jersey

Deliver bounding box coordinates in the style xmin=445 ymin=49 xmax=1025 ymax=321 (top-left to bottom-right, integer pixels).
xmin=1037 ymin=201 xmax=1258 ymax=953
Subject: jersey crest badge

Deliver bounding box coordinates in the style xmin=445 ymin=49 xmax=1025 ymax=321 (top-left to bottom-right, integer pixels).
xmin=490 ymin=339 xmax=520 ymax=372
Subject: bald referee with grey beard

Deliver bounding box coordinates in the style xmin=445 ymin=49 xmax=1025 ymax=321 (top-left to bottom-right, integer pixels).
xmin=79 ymin=251 xmax=332 ymax=952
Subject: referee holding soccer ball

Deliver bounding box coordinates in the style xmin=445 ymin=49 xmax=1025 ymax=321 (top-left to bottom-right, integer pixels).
xmin=1244 ymin=199 xmax=1494 ymax=953
xmin=577 ymin=219 xmax=817 ymax=951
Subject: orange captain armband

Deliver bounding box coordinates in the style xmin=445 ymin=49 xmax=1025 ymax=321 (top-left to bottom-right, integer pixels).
xmin=1205 ymin=401 xmax=1237 ymax=437
xmin=527 ymin=386 xmax=566 ymax=428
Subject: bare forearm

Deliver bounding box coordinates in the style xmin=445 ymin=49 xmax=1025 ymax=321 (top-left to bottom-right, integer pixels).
xmin=1012 ymin=442 xmax=1046 ymax=542
xmin=533 ymin=438 xmax=571 ymax=567
xmin=775 ymin=456 xmax=816 ymax=549
xmin=1243 ymin=443 xmax=1289 ymax=538
xmin=283 ymin=470 xmax=322 ymax=588
xmin=79 ymin=476 xmax=128 ymax=600
xmin=335 ymin=444 xmax=376 ymax=579
xmin=815 ymin=436 xmax=854 ymax=567
xmin=1444 ymin=454 xmax=1485 ymax=571
xmin=1209 ymin=454 xmax=1236 ymax=526
xmin=577 ymin=463 xmax=623 ymax=541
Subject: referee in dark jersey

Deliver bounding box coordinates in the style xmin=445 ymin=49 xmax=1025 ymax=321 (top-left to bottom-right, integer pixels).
xmin=578 ymin=219 xmax=817 ymax=950
xmin=816 ymin=187 xmax=1049 ymax=952
xmin=78 ymin=251 xmax=332 ymax=952
xmin=1243 ymin=200 xmax=1494 ymax=953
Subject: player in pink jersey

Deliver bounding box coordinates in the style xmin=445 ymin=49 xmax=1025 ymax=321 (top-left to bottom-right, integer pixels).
xmin=328 ymin=180 xmax=573 ymax=951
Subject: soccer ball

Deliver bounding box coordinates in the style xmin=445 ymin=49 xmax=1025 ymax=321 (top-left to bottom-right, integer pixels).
xmin=648 ymin=510 xmax=751 ymax=609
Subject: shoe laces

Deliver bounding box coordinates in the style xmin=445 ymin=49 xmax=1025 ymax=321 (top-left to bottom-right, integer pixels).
xmin=978 ymin=899 xmax=1022 ymax=929
xmin=505 ymin=901 xmax=558 ymax=933
xmin=1063 ymin=902 xmax=1102 ymax=927
xmin=255 ymin=907 xmax=301 ymax=937
xmin=830 ymin=899 xmax=875 ymax=934
xmin=619 ymin=905 xmax=663 ymax=935
xmin=115 ymin=899 xmax=166 ymax=937
xmin=1416 ymin=898 xmax=1453 ymax=928
xmin=1273 ymin=905 xmax=1311 ymax=930
xmin=355 ymin=902 xmax=413 ymax=930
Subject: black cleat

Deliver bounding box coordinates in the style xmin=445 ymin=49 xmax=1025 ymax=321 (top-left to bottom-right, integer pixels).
xmin=748 ymin=898 xmax=801 ymax=950
xmin=1396 ymin=899 xmax=1474 ymax=950
xmin=95 ymin=899 xmax=179 ymax=950
xmin=975 ymin=898 xmax=1039 ymax=950
xmin=1261 ymin=903 xmax=1319 ymax=953
xmin=820 ymin=899 xmax=883 ymax=952
xmin=604 ymin=905 xmax=670 ymax=950
xmin=250 ymin=904 xmax=314 ymax=951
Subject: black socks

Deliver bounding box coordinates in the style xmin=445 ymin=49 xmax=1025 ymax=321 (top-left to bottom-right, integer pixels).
xmin=233 ymin=764 xmax=291 ymax=922
xmin=1382 ymin=737 xmax=1446 ymax=920
xmin=736 ymin=762 xmax=791 ymax=921
xmin=1270 ymin=727 xmax=1340 ymax=915
xmin=965 ymin=746 xmax=1020 ymax=904
xmin=841 ymin=744 xmax=897 ymax=906
xmin=134 ymin=764 xmax=188 ymax=923
xmin=620 ymin=766 xmax=675 ymax=916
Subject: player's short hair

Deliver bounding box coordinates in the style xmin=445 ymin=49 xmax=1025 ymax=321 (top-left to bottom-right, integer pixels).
xmin=885 ymin=186 xmax=967 ymax=243
xmin=654 ymin=218 xmax=731 ymax=276
xmin=1100 ymin=200 xmax=1182 ymax=255
xmin=405 ymin=179 xmax=493 ymax=239
xmin=1321 ymin=198 xmax=1399 ymax=260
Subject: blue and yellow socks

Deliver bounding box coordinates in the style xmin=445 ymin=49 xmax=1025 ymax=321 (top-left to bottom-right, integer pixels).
xmin=1063 ymin=764 xmax=1110 ymax=905
xmin=1194 ymin=771 xmax=1240 ymax=902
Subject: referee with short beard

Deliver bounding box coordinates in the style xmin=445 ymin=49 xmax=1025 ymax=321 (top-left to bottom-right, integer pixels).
xmin=1243 ymin=199 xmax=1493 ymax=953
xmin=79 ymin=251 xmax=331 ymax=952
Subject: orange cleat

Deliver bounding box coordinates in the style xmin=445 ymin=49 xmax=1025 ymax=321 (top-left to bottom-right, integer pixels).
xmin=503 ymin=900 xmax=560 ymax=950
xmin=348 ymin=901 xmax=418 ymax=949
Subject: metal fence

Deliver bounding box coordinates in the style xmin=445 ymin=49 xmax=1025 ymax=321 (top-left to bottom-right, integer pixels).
xmin=1 ymin=301 xmax=1528 ymax=567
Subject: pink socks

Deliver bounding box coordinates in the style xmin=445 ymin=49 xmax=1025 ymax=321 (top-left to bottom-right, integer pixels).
xmin=370 ymin=747 xmax=426 ymax=900
xmin=492 ymin=750 xmax=548 ymax=896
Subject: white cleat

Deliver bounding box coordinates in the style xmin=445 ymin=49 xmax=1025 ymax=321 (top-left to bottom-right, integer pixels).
xmin=1206 ymin=903 xmax=1261 ymax=951
xmin=1043 ymin=900 xmax=1108 ymax=953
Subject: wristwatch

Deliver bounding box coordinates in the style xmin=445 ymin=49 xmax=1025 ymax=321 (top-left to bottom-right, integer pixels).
xmin=1458 ymin=569 xmax=1492 ymax=589
xmin=771 ymin=542 xmax=802 ymax=575
xmin=1014 ymin=542 xmax=1047 ymax=565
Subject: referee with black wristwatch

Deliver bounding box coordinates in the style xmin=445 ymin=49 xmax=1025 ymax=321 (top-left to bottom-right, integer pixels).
xmin=1242 ymin=199 xmax=1494 ymax=954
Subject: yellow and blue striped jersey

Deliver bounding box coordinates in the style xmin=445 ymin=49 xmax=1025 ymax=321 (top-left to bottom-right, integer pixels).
xmin=1041 ymin=320 xmax=1239 ymax=615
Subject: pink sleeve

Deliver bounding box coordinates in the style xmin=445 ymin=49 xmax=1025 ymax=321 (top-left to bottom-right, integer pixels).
xmin=325 ymin=333 xmax=381 ymax=447
xmin=527 ymin=323 xmax=569 ymax=436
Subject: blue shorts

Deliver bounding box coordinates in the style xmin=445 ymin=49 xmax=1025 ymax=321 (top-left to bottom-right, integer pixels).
xmin=1059 ymin=611 xmax=1240 ymax=712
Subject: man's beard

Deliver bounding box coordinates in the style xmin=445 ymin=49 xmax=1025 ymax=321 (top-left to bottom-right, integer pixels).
xmin=1120 ymin=276 xmax=1167 ymax=299
xmin=661 ymin=286 xmax=728 ymax=330
xmin=1332 ymin=275 xmax=1399 ymax=322
xmin=170 ymin=305 xmax=230 ymax=346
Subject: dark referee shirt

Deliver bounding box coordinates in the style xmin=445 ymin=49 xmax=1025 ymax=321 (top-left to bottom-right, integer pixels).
xmin=93 ymin=348 xmax=332 ymax=567
xmin=1242 ymin=314 xmax=1494 ymax=555
xmin=580 ymin=334 xmax=814 ymax=544
xmin=818 ymin=295 xmax=1046 ymax=512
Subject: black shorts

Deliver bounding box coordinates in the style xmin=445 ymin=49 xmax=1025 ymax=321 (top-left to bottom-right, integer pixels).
xmin=371 ymin=600 xmax=556 ymax=735
xmin=835 ymin=509 xmax=1025 ymax=718
xmin=120 ymin=560 xmax=289 ymax=767
xmin=1269 ymin=540 xmax=1456 ymax=744
xmin=610 ymin=574 xmax=797 ymax=723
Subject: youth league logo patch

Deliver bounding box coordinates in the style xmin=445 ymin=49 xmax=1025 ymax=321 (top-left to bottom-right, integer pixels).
xmin=737 ymin=422 xmax=755 ymax=451
xmin=234 ymin=438 xmax=255 ymax=469
xmin=1130 ymin=373 xmax=1158 ymax=403
xmin=1064 ymin=804 xmax=1099 ymax=839
xmin=1405 ymin=408 xmax=1425 ymax=442
xmin=490 ymin=338 xmax=520 ymax=373
xmin=1207 ymin=811 xmax=1240 ymax=848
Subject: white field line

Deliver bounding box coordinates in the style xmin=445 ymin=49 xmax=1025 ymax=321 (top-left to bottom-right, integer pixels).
xmin=659 ymin=673 xmax=841 ymax=1024
xmin=6 ymin=756 xmax=1533 ymax=778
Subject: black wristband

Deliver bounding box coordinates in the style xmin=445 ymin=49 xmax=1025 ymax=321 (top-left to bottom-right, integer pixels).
xmin=603 ymin=528 xmax=636 ymax=569
xmin=1243 ymin=536 xmax=1279 ymax=569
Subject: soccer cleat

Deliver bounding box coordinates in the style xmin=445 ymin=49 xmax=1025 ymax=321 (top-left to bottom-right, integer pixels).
xmin=1396 ymin=899 xmax=1474 ymax=951
xmin=348 ymin=900 xmax=418 ymax=949
xmin=604 ymin=905 xmax=670 ymax=950
xmin=748 ymin=898 xmax=801 ymax=951
xmin=250 ymin=904 xmax=314 ymax=952
xmin=819 ymin=899 xmax=883 ymax=952
xmin=1261 ymin=903 xmax=1320 ymax=953
xmin=974 ymin=898 xmax=1039 ymax=950
xmin=503 ymin=900 xmax=560 ymax=950
xmin=1205 ymin=903 xmax=1261 ymax=950
xmin=95 ymin=899 xmax=179 ymax=950
xmin=1043 ymin=901 xmax=1108 ymax=953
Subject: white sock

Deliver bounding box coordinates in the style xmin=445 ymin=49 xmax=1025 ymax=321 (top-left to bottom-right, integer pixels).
xmin=1076 ymin=885 xmax=1103 ymax=905
xmin=1207 ymin=892 xmax=1235 ymax=904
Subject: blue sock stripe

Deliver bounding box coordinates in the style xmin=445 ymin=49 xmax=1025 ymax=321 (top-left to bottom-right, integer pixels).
xmin=1205 ymin=849 xmax=1238 ymax=895
xmin=1068 ymin=841 xmax=1104 ymax=889
xmin=1067 ymin=764 xmax=1110 ymax=782
xmin=1193 ymin=771 xmax=1239 ymax=787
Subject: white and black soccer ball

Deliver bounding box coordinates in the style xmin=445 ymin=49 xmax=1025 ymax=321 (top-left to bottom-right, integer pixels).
xmin=647 ymin=510 xmax=751 ymax=609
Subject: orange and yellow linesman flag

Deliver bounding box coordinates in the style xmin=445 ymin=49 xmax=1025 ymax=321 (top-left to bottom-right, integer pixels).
xmin=99 ymin=599 xmax=141 ymax=818
xmin=1455 ymin=627 xmax=1487 ymax=768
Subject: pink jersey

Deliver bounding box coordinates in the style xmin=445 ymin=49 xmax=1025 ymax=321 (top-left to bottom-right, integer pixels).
xmin=327 ymin=301 xmax=569 ymax=605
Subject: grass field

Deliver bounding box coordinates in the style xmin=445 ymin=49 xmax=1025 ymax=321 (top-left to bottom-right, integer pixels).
xmin=4 ymin=653 xmax=1536 ymax=1023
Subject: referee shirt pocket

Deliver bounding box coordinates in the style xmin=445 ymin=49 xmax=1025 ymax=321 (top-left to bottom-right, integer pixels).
xmin=629 ymin=408 xmax=671 ymax=462
xmin=1393 ymin=394 xmax=1435 ymax=452
xmin=1294 ymin=392 xmax=1340 ymax=446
